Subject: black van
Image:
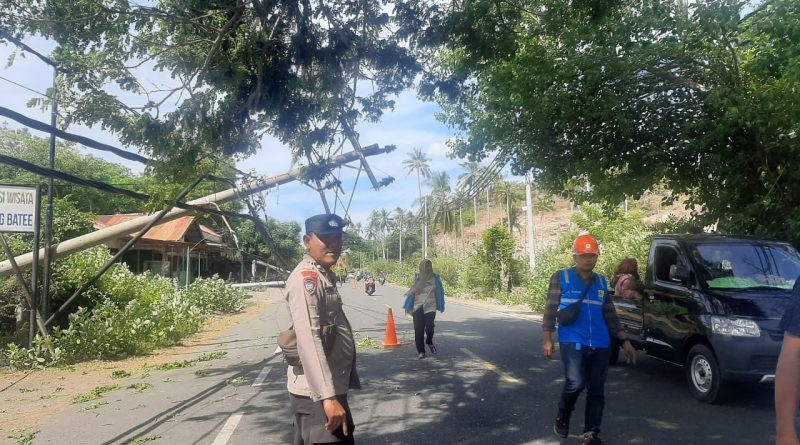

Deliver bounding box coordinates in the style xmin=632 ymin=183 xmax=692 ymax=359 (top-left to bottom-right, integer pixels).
xmin=611 ymin=235 xmax=798 ymax=403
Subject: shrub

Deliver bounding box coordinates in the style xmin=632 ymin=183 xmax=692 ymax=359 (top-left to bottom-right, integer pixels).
xmin=1 ymin=248 xmax=246 ymax=369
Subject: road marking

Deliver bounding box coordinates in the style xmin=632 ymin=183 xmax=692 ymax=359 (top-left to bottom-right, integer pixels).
xmin=252 ymin=366 xmax=271 ymax=387
xmin=273 ymin=346 xmax=282 ymax=354
xmin=211 ymin=412 xmax=243 ymax=445
xmin=384 ymin=303 xmax=392 ymax=310
xmin=460 ymin=348 xmax=524 ymax=385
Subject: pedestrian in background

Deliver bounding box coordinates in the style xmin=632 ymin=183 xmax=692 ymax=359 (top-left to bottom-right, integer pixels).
xmin=775 ymin=279 xmax=800 ymax=445
xmin=542 ymin=235 xmax=636 ymax=445
xmin=284 ymin=214 xmax=360 ymax=445
xmin=610 ymin=258 xmax=644 ymax=302
xmin=403 ymin=259 xmax=445 ymax=359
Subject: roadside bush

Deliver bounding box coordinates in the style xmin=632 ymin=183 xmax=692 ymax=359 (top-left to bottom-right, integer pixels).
xmin=520 ymin=204 xmax=691 ymax=310
xmin=1 ymin=248 xmax=246 ymax=369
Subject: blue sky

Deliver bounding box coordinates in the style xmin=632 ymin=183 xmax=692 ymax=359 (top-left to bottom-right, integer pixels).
xmin=0 ymin=37 xmax=512 ymax=229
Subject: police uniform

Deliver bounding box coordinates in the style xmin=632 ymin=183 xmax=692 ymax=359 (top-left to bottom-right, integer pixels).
xmin=286 ymin=214 xmax=360 ymax=445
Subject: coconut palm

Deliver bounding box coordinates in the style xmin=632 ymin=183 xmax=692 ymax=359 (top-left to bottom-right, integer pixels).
xmin=480 ymin=167 xmax=502 ymax=228
xmin=493 ymin=180 xmax=525 ymax=233
xmin=403 ymin=148 xmax=432 ymax=258
xmin=458 ymin=161 xmax=482 ymax=245
xmin=427 ymin=171 xmax=456 ymax=254
xmin=393 ymin=207 xmax=405 ymax=262
xmin=371 ymin=208 xmax=391 ymax=260
xmin=451 ymin=189 xmax=468 ymax=256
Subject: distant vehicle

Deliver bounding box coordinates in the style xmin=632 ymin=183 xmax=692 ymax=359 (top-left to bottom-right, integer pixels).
xmin=365 ymin=276 xmax=375 ymax=296
xmin=346 ymin=272 xmax=355 ymax=281
xmin=610 ymin=234 xmax=799 ymax=403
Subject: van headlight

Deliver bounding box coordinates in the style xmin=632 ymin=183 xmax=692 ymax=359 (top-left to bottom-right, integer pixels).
xmin=710 ymin=316 xmax=761 ymax=337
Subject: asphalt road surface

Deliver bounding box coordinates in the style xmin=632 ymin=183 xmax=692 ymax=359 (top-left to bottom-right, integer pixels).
xmin=21 ymin=283 xmax=777 ymax=444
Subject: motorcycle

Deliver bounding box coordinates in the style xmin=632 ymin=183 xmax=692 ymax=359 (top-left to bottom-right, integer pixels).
xmin=378 ymin=275 xmax=385 ymax=285
xmin=365 ymin=278 xmax=376 ymax=296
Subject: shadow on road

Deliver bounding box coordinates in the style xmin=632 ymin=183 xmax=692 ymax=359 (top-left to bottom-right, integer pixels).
xmin=345 ymin=316 xmax=774 ymax=445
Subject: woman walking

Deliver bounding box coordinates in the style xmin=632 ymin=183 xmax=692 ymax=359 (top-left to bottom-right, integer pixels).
xmin=404 ymin=259 xmax=445 ymax=359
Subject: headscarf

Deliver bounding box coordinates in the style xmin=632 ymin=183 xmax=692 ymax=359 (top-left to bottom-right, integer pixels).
xmin=408 ymin=259 xmax=435 ymax=297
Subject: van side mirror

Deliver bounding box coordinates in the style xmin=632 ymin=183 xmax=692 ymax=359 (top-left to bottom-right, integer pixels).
xmin=669 ymin=264 xmax=689 ymax=284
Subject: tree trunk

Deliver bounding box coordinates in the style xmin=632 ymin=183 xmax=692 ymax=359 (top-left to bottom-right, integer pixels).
xmin=485 ymin=188 xmax=490 ymax=229
xmin=506 ymin=191 xmax=511 ymax=233
xmin=398 ymin=218 xmax=402 ymax=263
xmin=417 ymin=173 xmax=427 ymax=258
xmin=459 ymin=207 xmax=464 ymax=257
xmin=473 ymin=196 xmax=478 ymax=245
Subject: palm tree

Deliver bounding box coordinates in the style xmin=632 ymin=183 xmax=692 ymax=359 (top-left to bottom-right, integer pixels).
xmin=458 ymin=161 xmax=481 ymax=245
xmin=393 ymin=207 xmax=405 ymax=262
xmin=403 ymin=148 xmax=432 ymax=258
xmin=480 ymin=167 xmax=502 ymax=229
xmin=451 ymin=189 xmax=468 ymax=256
xmin=428 ymin=172 xmax=456 ymax=254
xmin=493 ymin=180 xmax=525 ymax=233
xmin=377 ymin=208 xmax=391 ymax=260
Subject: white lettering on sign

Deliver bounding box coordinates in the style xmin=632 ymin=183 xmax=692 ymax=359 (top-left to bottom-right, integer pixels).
xmin=0 ymin=185 xmax=38 ymax=233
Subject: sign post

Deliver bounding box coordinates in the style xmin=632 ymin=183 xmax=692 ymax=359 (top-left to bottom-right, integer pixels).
xmin=0 ymin=184 xmax=42 ymax=346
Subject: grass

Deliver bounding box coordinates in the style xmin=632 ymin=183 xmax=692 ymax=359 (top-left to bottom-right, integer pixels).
xmin=151 ymin=359 xmax=195 ymax=371
xmin=194 ymin=369 xmax=209 ymax=377
xmin=8 ymin=430 xmax=38 ymax=445
xmin=111 ymin=370 xmax=132 ymax=379
xmin=127 ymin=383 xmax=153 ymax=393
xmin=79 ymin=401 xmax=109 ymax=412
xmin=72 ymin=384 xmax=120 ymax=403
xmin=226 ymin=376 xmax=246 ymax=386
xmin=355 ymin=336 xmax=382 ymax=351
xmin=197 ymin=351 xmax=227 ymax=361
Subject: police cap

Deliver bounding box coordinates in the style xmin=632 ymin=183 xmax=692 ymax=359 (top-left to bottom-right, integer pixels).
xmin=304 ymin=213 xmax=347 ymax=236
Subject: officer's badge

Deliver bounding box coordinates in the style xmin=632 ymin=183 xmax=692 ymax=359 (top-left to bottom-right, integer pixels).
xmin=300 ymin=270 xmax=318 ymax=294
xmin=598 ymin=290 xmax=605 ymax=298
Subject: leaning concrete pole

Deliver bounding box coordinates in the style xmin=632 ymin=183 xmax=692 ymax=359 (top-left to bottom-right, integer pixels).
xmin=0 ymin=144 xmax=393 ymax=278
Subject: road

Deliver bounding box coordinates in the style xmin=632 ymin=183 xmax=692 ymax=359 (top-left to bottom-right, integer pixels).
xmin=20 ymin=282 xmax=776 ymax=444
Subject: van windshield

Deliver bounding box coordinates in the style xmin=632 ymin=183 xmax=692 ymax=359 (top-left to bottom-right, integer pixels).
xmin=690 ymin=242 xmax=800 ymax=291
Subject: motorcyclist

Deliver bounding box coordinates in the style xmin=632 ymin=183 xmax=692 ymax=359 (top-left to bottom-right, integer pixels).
xmin=378 ymin=271 xmax=386 ymax=285
xmin=365 ymin=275 xmax=375 ymax=295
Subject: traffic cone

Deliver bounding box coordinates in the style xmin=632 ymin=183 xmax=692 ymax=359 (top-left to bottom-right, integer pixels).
xmin=351 ymin=279 xmax=356 ymax=289
xmin=383 ymin=308 xmax=400 ymax=347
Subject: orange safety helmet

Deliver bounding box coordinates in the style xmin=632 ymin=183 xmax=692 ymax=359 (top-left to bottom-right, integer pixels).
xmin=573 ymin=235 xmax=600 ymax=255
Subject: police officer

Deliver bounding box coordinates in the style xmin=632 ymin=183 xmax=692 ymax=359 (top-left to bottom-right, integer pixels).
xmin=542 ymin=235 xmax=636 ymax=445
xmin=775 ymin=279 xmax=800 ymax=445
xmin=286 ymin=214 xmax=360 ymax=445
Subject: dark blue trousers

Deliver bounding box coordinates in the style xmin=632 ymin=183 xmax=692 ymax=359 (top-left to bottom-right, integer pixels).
xmin=558 ymin=343 xmax=610 ymax=435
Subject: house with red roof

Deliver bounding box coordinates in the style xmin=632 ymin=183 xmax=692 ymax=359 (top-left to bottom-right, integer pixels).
xmin=93 ymin=214 xmax=243 ymax=284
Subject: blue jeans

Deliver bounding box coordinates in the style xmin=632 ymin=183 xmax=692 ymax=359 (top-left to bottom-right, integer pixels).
xmin=558 ymin=343 xmax=610 ymax=435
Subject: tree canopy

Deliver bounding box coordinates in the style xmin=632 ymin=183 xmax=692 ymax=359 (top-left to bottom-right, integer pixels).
xmin=1 ymin=0 xmax=431 ymax=179
xmin=424 ymin=0 xmax=800 ymax=242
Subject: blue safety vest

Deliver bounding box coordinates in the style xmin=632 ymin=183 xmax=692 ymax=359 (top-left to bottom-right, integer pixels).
xmin=557 ymin=268 xmax=611 ymax=348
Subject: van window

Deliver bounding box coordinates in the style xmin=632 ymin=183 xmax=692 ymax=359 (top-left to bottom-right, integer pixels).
xmin=691 ymin=242 xmax=800 ymax=291
xmin=654 ymin=245 xmax=681 ymax=283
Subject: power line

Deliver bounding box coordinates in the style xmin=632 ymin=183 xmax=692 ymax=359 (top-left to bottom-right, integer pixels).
xmin=0 ymin=75 xmax=51 ymax=99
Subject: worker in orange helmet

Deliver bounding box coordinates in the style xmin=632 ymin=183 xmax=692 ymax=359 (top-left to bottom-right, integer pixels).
xmin=542 ymin=234 xmax=636 ymax=445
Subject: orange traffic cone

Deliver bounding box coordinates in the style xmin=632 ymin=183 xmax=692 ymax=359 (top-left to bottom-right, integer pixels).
xmin=351 ymin=279 xmax=356 ymax=289
xmin=383 ymin=308 xmax=400 ymax=347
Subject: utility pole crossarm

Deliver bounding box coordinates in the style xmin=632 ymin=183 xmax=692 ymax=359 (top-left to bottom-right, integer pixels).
xmin=340 ymin=118 xmax=382 ymax=191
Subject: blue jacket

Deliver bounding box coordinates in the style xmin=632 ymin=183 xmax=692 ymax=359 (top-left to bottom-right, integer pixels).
xmin=403 ymin=274 xmax=445 ymax=313
xmin=557 ymin=268 xmax=610 ymax=348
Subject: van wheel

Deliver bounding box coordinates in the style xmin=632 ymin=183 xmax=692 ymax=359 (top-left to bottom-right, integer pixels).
xmin=685 ymin=344 xmax=725 ymax=403
xmin=608 ymin=337 xmax=620 ymax=365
